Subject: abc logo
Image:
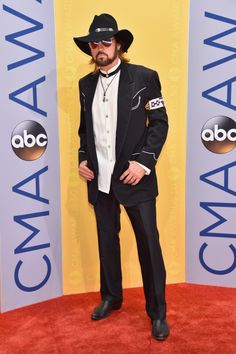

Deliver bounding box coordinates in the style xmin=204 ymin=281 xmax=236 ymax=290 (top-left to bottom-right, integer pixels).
xmin=201 ymin=116 xmax=236 ymax=154
xmin=11 ymin=120 xmax=48 ymax=161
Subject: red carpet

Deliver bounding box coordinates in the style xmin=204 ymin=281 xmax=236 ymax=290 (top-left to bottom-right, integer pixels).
xmin=0 ymin=284 xmax=236 ymax=353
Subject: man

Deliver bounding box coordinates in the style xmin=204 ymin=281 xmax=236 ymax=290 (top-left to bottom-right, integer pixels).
xmin=73 ymin=13 xmax=169 ymax=341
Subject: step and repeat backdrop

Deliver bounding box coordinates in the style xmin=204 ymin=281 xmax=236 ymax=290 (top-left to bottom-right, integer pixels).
xmin=0 ymin=0 xmax=62 ymax=311
xmin=0 ymin=0 xmax=234 ymax=312
xmin=187 ymin=0 xmax=236 ymax=286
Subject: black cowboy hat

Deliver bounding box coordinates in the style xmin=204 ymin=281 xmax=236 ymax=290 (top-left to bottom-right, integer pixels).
xmin=73 ymin=13 xmax=134 ymax=56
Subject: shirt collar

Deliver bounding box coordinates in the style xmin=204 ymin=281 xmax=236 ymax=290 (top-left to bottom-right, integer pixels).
xmin=100 ymin=59 xmax=121 ymax=77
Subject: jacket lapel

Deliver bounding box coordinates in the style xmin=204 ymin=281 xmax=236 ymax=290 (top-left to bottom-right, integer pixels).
xmin=84 ymin=73 xmax=99 ymax=171
xmin=116 ymin=63 xmax=135 ymax=160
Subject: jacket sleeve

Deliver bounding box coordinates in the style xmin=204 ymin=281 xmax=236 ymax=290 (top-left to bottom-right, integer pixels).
xmin=136 ymin=70 xmax=168 ymax=170
xmin=78 ymin=80 xmax=88 ymax=165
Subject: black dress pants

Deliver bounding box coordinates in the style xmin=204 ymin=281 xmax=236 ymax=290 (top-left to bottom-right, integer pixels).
xmin=94 ymin=190 xmax=166 ymax=320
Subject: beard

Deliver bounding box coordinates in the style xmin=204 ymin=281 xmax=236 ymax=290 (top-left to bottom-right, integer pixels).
xmin=94 ymin=47 xmax=119 ymax=67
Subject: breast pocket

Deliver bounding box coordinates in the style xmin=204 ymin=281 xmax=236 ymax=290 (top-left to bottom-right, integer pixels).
xmin=131 ymin=87 xmax=147 ymax=111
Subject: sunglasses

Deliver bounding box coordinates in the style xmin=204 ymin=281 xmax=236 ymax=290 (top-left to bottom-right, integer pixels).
xmin=89 ymin=38 xmax=113 ymax=49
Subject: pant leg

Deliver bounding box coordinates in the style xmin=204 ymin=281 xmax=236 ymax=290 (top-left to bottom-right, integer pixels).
xmin=94 ymin=191 xmax=123 ymax=303
xmin=124 ymin=199 xmax=166 ymax=320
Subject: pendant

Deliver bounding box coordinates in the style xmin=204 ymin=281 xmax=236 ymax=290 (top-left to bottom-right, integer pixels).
xmin=103 ymin=95 xmax=106 ymax=102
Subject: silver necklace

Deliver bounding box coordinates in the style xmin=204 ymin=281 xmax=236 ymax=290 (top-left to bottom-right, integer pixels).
xmin=99 ymin=73 xmax=119 ymax=102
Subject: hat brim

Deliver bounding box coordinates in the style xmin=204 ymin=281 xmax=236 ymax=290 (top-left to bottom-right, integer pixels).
xmin=73 ymin=29 xmax=133 ymax=56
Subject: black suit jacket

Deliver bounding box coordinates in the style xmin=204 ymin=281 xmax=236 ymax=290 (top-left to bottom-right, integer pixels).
xmin=78 ymin=62 xmax=168 ymax=206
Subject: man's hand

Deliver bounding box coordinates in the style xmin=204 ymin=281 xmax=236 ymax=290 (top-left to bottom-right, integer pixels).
xmin=120 ymin=161 xmax=145 ymax=185
xmin=79 ymin=160 xmax=94 ymax=181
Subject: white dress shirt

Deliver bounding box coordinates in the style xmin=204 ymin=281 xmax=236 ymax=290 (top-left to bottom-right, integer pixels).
xmin=92 ymin=60 xmax=121 ymax=193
